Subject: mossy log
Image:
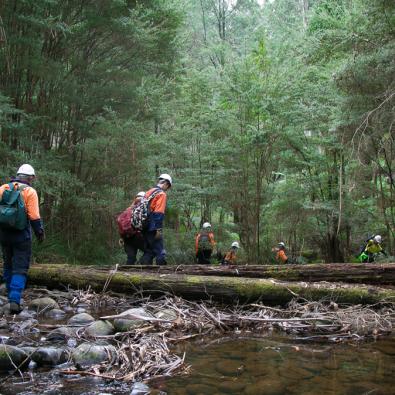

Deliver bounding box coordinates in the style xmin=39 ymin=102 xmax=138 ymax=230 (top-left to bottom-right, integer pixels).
xmin=95 ymin=263 xmax=395 ymax=285
xmin=28 ymin=264 xmax=395 ymax=306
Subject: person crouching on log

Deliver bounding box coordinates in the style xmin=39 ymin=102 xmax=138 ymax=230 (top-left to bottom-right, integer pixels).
xmin=195 ymin=222 xmax=216 ymax=264
xmin=358 ymin=235 xmax=387 ymax=263
xmin=140 ymin=174 xmax=172 ymax=266
xmin=222 ymin=241 xmax=240 ymax=265
xmin=119 ymin=191 xmax=145 ymax=265
xmin=275 ymin=242 xmax=288 ymax=264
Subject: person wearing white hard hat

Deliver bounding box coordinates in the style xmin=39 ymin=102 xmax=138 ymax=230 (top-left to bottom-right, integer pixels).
xmin=222 ymin=241 xmax=240 ymax=265
xmin=274 ymin=242 xmax=288 ymax=264
xmin=358 ymin=234 xmax=387 ymax=263
xmin=0 ymin=164 xmax=44 ymax=314
xmin=195 ymin=222 xmax=216 ymax=264
xmin=140 ymin=174 xmax=172 ymax=265
xmin=118 ymin=191 xmax=146 ymax=265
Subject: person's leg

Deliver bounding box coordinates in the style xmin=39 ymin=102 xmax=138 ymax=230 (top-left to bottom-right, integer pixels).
xmin=196 ymin=250 xmax=204 ymax=264
xmin=140 ymin=232 xmax=154 ymax=265
xmin=1 ymin=242 xmax=13 ymax=293
xmin=9 ymin=240 xmax=31 ymax=309
xmin=150 ymin=232 xmax=166 ymax=265
xmin=123 ymin=238 xmax=137 ymax=265
xmin=203 ymin=249 xmax=212 ymax=264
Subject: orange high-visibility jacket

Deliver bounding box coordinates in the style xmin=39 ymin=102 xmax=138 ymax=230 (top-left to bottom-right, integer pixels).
xmin=276 ymin=249 xmax=288 ymax=264
xmin=195 ymin=231 xmax=216 ymax=253
xmin=145 ymin=187 xmax=167 ymax=231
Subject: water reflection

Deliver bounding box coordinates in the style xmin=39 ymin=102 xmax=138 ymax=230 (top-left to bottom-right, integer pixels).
xmin=155 ymin=336 xmax=395 ymax=395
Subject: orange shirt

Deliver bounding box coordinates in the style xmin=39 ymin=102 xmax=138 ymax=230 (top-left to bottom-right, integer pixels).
xmin=195 ymin=231 xmax=216 ymax=253
xmin=224 ymin=249 xmax=237 ymax=264
xmin=0 ymin=182 xmax=41 ymax=220
xmin=276 ymin=249 xmax=288 ymax=263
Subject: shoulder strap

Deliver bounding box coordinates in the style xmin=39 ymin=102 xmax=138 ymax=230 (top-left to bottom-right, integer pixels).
xmin=147 ymin=188 xmax=162 ymax=202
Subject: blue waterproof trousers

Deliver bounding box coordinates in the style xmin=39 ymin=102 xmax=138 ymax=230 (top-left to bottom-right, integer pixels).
xmin=140 ymin=231 xmax=166 ymax=265
xmin=1 ymin=239 xmax=31 ymax=304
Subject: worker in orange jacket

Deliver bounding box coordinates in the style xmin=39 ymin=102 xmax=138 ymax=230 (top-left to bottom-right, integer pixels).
xmin=275 ymin=242 xmax=288 ymax=264
xmin=195 ymin=222 xmax=216 ymax=264
xmin=140 ymin=174 xmax=172 ymax=266
xmin=0 ymin=164 xmax=44 ymax=314
xmin=222 ymin=241 xmax=240 ymax=265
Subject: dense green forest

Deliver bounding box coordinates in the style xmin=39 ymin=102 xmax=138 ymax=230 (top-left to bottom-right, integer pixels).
xmin=0 ymin=0 xmax=394 ymax=264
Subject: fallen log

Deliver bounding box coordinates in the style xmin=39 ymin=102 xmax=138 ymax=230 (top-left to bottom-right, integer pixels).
xmin=27 ymin=264 xmax=395 ymax=306
xmin=92 ymin=263 xmax=395 ymax=285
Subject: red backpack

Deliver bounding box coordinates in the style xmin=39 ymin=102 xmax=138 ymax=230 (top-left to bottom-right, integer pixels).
xmin=117 ymin=207 xmax=136 ymax=238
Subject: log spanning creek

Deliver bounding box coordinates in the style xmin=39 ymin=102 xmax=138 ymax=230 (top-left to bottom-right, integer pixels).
xmin=0 ymin=263 xmax=394 ymax=394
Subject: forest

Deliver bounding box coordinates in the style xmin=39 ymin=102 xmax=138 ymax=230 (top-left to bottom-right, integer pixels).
xmin=0 ymin=0 xmax=394 ymax=265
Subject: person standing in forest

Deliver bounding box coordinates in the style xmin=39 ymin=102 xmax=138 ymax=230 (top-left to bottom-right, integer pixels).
xmin=119 ymin=191 xmax=145 ymax=265
xmin=140 ymin=174 xmax=172 ymax=266
xmin=274 ymin=242 xmax=288 ymax=264
xmin=0 ymin=164 xmax=45 ymax=314
xmin=358 ymin=235 xmax=387 ymax=263
xmin=222 ymin=241 xmax=240 ymax=265
xmin=195 ymin=222 xmax=216 ymax=264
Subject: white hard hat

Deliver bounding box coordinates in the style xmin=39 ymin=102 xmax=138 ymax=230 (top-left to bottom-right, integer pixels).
xmin=136 ymin=191 xmax=145 ymax=198
xmin=17 ymin=164 xmax=35 ymax=176
xmin=158 ymin=173 xmax=172 ymax=186
xmin=231 ymin=241 xmax=240 ymax=249
xmin=374 ymin=235 xmax=382 ymax=244
xmin=202 ymin=222 xmax=211 ymax=229
xmin=278 ymin=242 xmax=286 ymax=248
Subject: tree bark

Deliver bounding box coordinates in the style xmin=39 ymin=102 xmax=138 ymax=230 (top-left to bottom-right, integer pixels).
xmin=27 ymin=264 xmax=395 ymax=306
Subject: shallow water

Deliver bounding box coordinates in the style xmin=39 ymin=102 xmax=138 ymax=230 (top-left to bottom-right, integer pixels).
xmin=2 ymin=334 xmax=394 ymax=394
xmin=153 ymin=335 xmax=395 ymax=395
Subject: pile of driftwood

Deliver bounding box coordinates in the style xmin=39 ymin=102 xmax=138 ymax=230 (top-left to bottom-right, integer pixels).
xmin=8 ymin=286 xmax=394 ymax=384
xmin=57 ymin=287 xmax=395 ymax=382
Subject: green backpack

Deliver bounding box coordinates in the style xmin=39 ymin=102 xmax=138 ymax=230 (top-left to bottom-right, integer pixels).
xmin=0 ymin=183 xmax=28 ymax=230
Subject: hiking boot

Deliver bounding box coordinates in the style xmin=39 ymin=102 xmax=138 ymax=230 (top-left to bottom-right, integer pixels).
xmin=9 ymin=302 xmax=22 ymax=315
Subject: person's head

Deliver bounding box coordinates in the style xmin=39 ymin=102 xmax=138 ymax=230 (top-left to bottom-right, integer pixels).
xmin=16 ymin=164 xmax=36 ymax=184
xmin=373 ymin=235 xmax=382 ymax=244
xmin=202 ymin=222 xmax=211 ymax=231
xmin=278 ymin=242 xmax=286 ymax=250
xmin=158 ymin=173 xmax=172 ymax=191
xmin=231 ymin=241 xmax=240 ymax=250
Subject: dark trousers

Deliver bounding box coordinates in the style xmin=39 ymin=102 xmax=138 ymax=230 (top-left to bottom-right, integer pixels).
xmin=196 ymin=249 xmax=212 ymax=264
xmin=1 ymin=239 xmax=31 ymax=304
xmin=140 ymin=231 xmax=166 ymax=265
xmin=123 ymin=235 xmax=144 ymax=265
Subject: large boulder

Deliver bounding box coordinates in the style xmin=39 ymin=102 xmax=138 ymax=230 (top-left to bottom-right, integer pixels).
xmin=68 ymin=313 xmax=95 ymax=326
xmin=0 ymin=345 xmax=29 ymax=371
xmin=71 ymin=343 xmax=117 ymax=368
xmin=32 ymin=347 xmax=68 ymax=366
xmin=113 ymin=308 xmax=153 ymax=332
xmin=29 ymin=297 xmax=59 ymax=312
xmin=85 ymin=321 xmax=114 ymax=337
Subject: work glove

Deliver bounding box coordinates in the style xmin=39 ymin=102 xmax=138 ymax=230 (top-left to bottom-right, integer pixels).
xmin=154 ymin=229 xmax=162 ymax=240
xmin=36 ymin=232 xmax=45 ymax=243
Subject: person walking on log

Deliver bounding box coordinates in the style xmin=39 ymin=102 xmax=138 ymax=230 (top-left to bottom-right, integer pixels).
xmin=358 ymin=235 xmax=387 ymax=263
xmin=118 ymin=191 xmax=145 ymax=265
xmin=0 ymin=164 xmax=44 ymax=314
xmin=140 ymin=174 xmax=172 ymax=266
xmin=222 ymin=241 xmax=240 ymax=265
xmin=274 ymin=242 xmax=288 ymax=264
xmin=195 ymin=222 xmax=216 ymax=264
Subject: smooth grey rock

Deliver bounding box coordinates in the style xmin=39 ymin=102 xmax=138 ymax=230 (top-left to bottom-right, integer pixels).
xmin=0 ymin=345 xmax=29 ymax=370
xmin=0 ymin=319 xmax=9 ymax=329
xmin=85 ymin=320 xmax=114 ymax=337
xmin=76 ymin=307 xmax=87 ymax=314
xmin=68 ymin=313 xmax=95 ymax=326
xmin=47 ymin=326 xmax=77 ymax=341
xmin=29 ymin=297 xmax=59 ymax=312
xmin=71 ymin=343 xmax=116 ymax=368
xmin=32 ymin=347 xmax=68 ymax=366
xmin=113 ymin=308 xmax=153 ymax=332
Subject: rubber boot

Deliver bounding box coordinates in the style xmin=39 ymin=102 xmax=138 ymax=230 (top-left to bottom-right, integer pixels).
xmin=8 ymin=273 xmax=27 ymax=305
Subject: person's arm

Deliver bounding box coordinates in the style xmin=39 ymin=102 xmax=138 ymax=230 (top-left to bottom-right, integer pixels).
xmin=149 ymin=192 xmax=167 ymax=231
xmin=195 ymin=234 xmax=200 ymax=254
xmin=23 ymin=188 xmax=44 ymax=241
xmin=209 ymin=232 xmax=216 ymax=249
